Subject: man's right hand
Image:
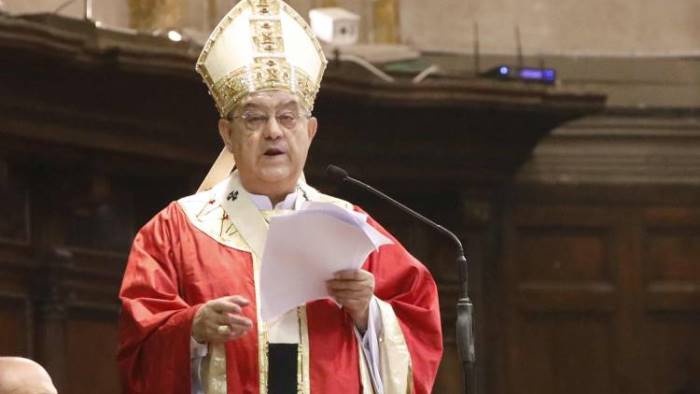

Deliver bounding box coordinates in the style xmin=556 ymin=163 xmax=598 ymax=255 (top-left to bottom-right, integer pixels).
xmin=192 ymin=295 xmax=253 ymax=344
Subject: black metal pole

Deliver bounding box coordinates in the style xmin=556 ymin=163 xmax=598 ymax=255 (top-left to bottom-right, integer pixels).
xmin=457 ymin=254 xmax=476 ymax=394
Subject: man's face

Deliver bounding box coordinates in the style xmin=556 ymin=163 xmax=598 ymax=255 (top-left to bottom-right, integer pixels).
xmin=218 ymin=90 xmax=317 ymax=196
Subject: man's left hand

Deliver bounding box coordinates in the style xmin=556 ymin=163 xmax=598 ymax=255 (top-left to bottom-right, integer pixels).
xmin=326 ymin=269 xmax=375 ymax=332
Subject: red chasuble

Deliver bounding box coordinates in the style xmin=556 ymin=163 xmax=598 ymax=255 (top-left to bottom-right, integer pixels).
xmin=118 ymin=188 xmax=442 ymax=394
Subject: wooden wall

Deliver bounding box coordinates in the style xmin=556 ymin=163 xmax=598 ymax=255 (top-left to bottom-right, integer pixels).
xmin=18 ymin=12 xmax=700 ymax=394
xmin=0 ymin=85 xmax=700 ymax=394
xmin=496 ymin=113 xmax=700 ymax=394
xmin=0 ymin=154 xmax=203 ymax=393
xmin=499 ymin=196 xmax=700 ymax=394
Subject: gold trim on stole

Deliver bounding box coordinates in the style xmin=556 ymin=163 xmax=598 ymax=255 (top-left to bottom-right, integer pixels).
xmin=253 ymin=254 xmax=270 ymax=394
xmin=376 ymin=298 xmax=414 ymax=394
xmin=358 ymin=341 xmax=376 ymax=394
xmin=297 ymin=306 xmax=311 ymax=394
xmin=357 ymin=299 xmax=414 ymax=394
xmin=202 ymin=345 xmax=228 ymax=394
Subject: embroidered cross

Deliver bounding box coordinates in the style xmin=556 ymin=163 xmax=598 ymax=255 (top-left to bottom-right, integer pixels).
xmin=227 ymin=191 xmax=239 ymax=201
xmin=220 ymin=213 xmax=230 ymax=237
xmin=197 ymin=198 xmax=217 ymax=219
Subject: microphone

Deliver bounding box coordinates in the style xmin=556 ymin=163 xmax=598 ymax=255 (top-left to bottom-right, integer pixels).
xmin=325 ymin=164 xmax=477 ymax=394
xmin=325 ymin=164 xmax=349 ymax=184
xmin=325 ymin=165 xmax=464 ymax=255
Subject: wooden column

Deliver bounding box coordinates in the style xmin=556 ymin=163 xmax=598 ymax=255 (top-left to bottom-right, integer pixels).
xmin=372 ymin=0 xmax=400 ymax=43
xmin=128 ymin=0 xmax=183 ymax=30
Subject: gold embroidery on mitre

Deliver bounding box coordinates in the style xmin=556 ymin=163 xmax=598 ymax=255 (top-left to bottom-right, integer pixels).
xmin=249 ymin=0 xmax=280 ymax=15
xmin=212 ymin=59 xmax=318 ymax=117
xmin=256 ymin=57 xmax=287 ymax=85
xmin=251 ymin=19 xmax=285 ymax=53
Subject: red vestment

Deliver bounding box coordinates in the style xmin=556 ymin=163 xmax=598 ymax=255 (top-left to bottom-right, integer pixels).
xmin=117 ymin=200 xmax=442 ymax=394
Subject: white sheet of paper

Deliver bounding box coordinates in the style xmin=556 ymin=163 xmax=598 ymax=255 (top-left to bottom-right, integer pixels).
xmin=260 ymin=202 xmax=392 ymax=322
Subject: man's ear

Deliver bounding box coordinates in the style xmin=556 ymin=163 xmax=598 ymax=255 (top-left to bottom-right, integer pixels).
xmin=307 ymin=116 xmax=318 ymax=141
xmin=218 ymin=118 xmax=234 ymax=151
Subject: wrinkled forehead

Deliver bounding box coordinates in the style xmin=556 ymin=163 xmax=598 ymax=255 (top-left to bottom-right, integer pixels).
xmin=234 ymin=90 xmax=308 ymax=113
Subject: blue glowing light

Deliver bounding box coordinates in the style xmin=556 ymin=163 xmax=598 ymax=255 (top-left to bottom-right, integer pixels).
xmin=518 ymin=67 xmax=556 ymax=83
xmin=484 ymin=65 xmax=557 ymax=84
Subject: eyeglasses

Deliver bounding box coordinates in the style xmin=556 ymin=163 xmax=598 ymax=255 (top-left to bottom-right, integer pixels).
xmin=229 ymin=110 xmax=311 ymax=132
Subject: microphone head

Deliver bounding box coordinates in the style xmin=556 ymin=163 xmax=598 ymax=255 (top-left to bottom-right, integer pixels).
xmin=325 ymin=164 xmax=349 ymax=183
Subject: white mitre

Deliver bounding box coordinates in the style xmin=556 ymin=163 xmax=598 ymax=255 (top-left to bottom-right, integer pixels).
xmin=195 ymin=0 xmax=327 ymax=191
xmin=196 ymin=0 xmax=327 ymax=117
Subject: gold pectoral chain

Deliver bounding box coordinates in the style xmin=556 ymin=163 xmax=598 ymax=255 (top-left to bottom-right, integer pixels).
xmin=296 ymin=307 xmax=305 ymax=394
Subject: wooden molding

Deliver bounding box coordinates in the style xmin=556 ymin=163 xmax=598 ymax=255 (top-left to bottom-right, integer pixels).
xmin=517 ymin=112 xmax=700 ymax=186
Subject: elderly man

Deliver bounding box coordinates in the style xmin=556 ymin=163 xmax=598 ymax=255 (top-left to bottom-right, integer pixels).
xmin=0 ymin=357 xmax=57 ymax=394
xmin=117 ymin=1 xmax=442 ymax=393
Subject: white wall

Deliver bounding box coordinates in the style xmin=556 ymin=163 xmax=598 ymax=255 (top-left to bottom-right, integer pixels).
xmin=400 ymin=0 xmax=700 ymax=56
xmin=5 ymin=0 xmax=699 ymax=56
xmin=3 ymin=0 xmax=84 ymax=17
xmin=2 ymin=0 xmax=128 ymax=29
xmin=289 ymin=0 xmax=700 ymax=56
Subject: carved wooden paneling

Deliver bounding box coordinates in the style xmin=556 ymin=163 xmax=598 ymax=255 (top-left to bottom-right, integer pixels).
xmin=508 ymin=207 xmax=618 ymax=315
xmin=516 ymin=226 xmax=611 ymax=283
xmin=0 ymin=160 xmax=30 ymax=244
xmin=641 ymin=207 xmax=700 ymax=393
xmin=646 ymin=315 xmax=700 ymax=393
xmin=0 ymin=160 xmax=34 ymax=358
xmin=503 ymin=197 xmax=700 ymax=394
xmin=65 ymin=316 xmax=120 ymax=394
xmin=52 ymin=174 xmax=135 ymax=253
xmin=511 ymin=312 xmax=614 ymax=394
xmin=0 ymin=294 xmax=31 ymax=356
xmin=646 ymin=227 xmax=700 ymax=282
xmin=505 ymin=206 xmax=619 ymax=393
xmin=644 ymin=226 xmax=700 ymax=312
xmin=63 ymin=198 xmax=134 ymax=252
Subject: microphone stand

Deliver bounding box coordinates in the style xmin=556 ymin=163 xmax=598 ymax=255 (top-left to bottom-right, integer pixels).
xmin=326 ymin=165 xmax=476 ymax=394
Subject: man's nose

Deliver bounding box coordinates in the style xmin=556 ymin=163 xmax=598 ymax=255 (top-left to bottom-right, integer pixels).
xmin=263 ymin=116 xmax=284 ymax=139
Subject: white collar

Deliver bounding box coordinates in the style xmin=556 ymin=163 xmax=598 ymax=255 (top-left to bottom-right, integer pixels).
xmin=248 ymin=190 xmax=298 ymax=211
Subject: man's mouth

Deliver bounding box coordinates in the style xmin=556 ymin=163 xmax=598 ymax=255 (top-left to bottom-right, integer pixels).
xmin=264 ymin=148 xmax=285 ymax=156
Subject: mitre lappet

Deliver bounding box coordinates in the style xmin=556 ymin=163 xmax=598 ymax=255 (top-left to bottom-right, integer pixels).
xmin=195 ymin=0 xmax=327 ymax=190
